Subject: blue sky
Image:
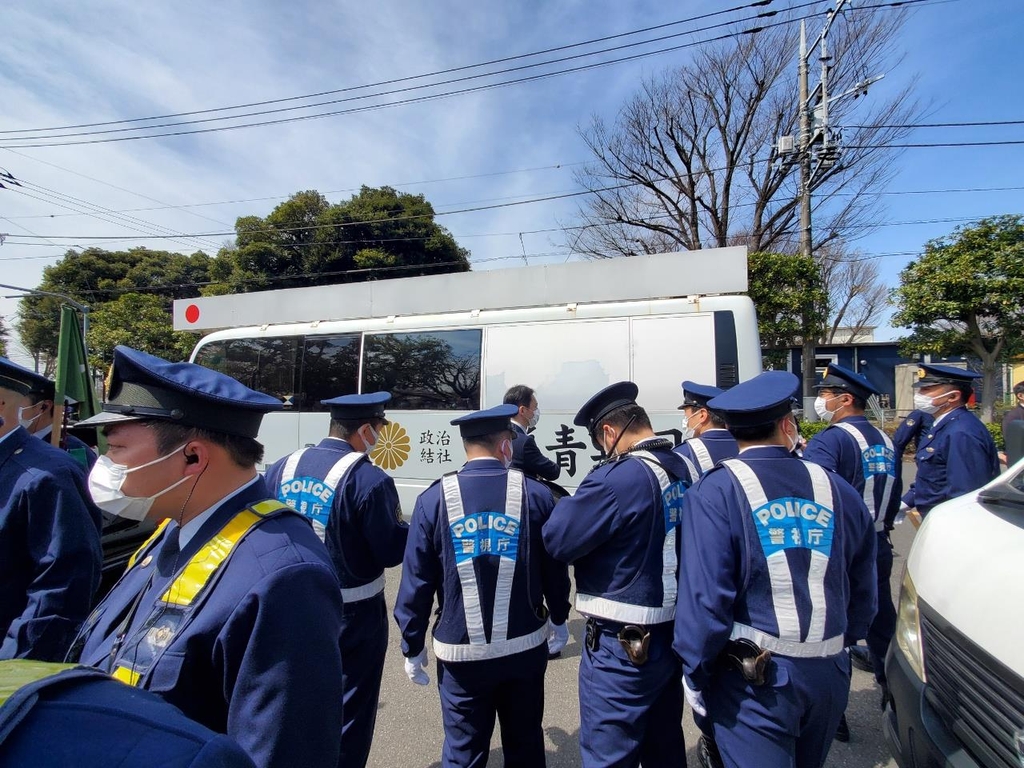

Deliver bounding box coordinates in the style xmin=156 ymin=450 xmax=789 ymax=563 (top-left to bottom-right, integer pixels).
xmin=0 ymin=0 xmax=1020 ymax=365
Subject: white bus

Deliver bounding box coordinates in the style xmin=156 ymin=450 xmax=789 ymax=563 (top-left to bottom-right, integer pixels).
xmin=174 ymin=248 xmax=761 ymax=512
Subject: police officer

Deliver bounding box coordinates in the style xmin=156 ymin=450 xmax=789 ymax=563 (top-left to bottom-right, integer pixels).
xmin=803 ymin=364 xmax=901 ymax=717
xmin=16 ymin=375 xmax=97 ymax=469
xmin=675 ymin=380 xmax=737 ymax=479
xmin=0 ymin=357 xmax=102 ymax=662
xmin=504 ymin=384 xmax=560 ymax=481
xmin=543 ymin=382 xmax=691 ymax=768
xmin=674 ymin=371 xmax=877 ymax=768
xmin=264 ymin=391 xmax=407 ymax=768
xmin=69 ymin=346 xmax=345 ymax=768
xmin=902 ymin=363 xmax=999 ymax=517
xmin=0 ymin=660 xmax=255 ymax=767
xmin=395 ymin=404 xmax=570 ymax=768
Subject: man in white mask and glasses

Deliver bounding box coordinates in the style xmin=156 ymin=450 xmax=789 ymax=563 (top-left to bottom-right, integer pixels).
xmin=802 ymin=364 xmax=901 ymax=736
xmin=0 ymin=357 xmax=102 ymax=662
xmin=69 ymin=345 xmax=344 ymax=768
xmin=901 ymin=363 xmax=999 ymax=518
xmin=264 ymin=391 xmax=407 ymax=768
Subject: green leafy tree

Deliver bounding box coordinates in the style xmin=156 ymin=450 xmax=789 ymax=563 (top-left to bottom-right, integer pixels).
xmin=748 ymin=251 xmax=828 ymax=370
xmin=213 ymin=186 xmax=470 ymax=293
xmin=16 ymin=247 xmax=212 ymax=372
xmin=0 ymin=315 xmax=8 ymax=357
xmin=892 ymin=215 xmax=1024 ymax=423
xmin=88 ymin=293 xmax=198 ymax=370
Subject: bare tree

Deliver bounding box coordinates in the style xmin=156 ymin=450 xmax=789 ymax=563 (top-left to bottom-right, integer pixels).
xmin=818 ymin=245 xmax=889 ymax=343
xmin=568 ymin=8 xmax=922 ymax=259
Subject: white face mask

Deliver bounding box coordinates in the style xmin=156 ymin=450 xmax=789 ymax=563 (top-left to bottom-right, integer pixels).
xmin=813 ymin=395 xmax=839 ymax=423
xmin=528 ymin=407 xmax=541 ymax=429
xmin=88 ymin=444 xmax=191 ymax=521
xmin=499 ymin=438 xmax=514 ymax=469
xmin=785 ymin=418 xmax=800 ymax=454
xmin=17 ymin=404 xmax=42 ymax=430
xmin=913 ymin=391 xmax=951 ymax=415
xmin=362 ymin=424 xmax=380 ymax=452
xmin=681 ymin=411 xmax=698 ymax=441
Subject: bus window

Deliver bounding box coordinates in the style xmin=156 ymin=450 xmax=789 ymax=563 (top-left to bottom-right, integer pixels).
xmin=193 ymin=336 xmax=300 ymax=407
xmin=362 ymin=330 xmax=482 ymax=410
xmin=299 ymin=334 xmax=361 ymax=410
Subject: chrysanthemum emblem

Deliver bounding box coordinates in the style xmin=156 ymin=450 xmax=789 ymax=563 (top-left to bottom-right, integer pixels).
xmin=371 ymin=421 xmax=411 ymax=470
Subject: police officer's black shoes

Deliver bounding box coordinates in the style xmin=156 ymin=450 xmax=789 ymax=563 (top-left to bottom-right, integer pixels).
xmin=848 ymin=645 xmax=874 ymax=673
xmin=696 ymin=735 xmax=725 ymax=768
xmin=834 ymin=714 xmax=850 ymax=742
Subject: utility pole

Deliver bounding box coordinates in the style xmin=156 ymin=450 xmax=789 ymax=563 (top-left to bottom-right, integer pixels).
xmin=777 ymin=1 xmax=883 ymax=413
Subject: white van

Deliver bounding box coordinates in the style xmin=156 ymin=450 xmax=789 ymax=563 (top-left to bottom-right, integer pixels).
xmin=173 ymin=248 xmax=761 ymax=512
xmin=885 ymin=463 xmax=1024 ymax=767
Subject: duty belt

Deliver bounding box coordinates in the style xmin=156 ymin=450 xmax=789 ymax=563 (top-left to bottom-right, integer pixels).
xmin=111 ymin=499 xmax=293 ymax=687
xmin=584 ymin=618 xmax=654 ymax=666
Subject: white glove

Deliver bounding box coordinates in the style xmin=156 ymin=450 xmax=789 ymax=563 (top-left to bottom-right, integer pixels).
xmin=547 ymin=621 xmax=570 ymax=656
xmin=893 ymin=502 xmax=910 ymax=526
xmin=404 ymin=649 xmax=430 ymax=686
xmin=683 ymin=676 xmax=706 ymax=717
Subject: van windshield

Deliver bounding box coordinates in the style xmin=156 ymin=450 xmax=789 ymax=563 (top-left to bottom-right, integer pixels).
xmin=979 ymin=463 xmax=1024 ymax=508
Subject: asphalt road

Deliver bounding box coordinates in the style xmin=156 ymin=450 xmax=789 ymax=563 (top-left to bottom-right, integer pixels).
xmin=366 ymin=465 xmax=919 ymax=768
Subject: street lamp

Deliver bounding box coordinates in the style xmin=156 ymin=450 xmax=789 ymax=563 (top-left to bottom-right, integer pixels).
xmin=0 ymin=282 xmax=90 ymax=367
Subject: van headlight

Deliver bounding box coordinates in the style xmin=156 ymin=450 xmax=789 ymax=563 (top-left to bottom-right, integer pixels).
xmin=894 ymin=568 xmax=926 ymax=682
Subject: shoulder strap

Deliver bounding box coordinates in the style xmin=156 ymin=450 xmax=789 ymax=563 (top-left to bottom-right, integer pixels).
xmin=687 ymin=438 xmax=715 ymax=473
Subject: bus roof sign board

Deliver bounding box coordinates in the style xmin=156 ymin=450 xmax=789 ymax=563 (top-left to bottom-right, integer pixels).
xmin=173 ymin=247 xmax=747 ymax=331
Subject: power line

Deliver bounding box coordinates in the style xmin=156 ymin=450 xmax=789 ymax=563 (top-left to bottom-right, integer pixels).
xmin=848 ymin=119 xmax=1024 ymax=128
xmin=4 ymin=1 xmax=940 ymax=149
xmin=846 ymin=140 xmax=1024 ymax=148
xmin=0 ymin=1 xmax=774 ymax=136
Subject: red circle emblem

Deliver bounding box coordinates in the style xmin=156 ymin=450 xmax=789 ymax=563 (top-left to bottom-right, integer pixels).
xmin=184 ymin=304 xmax=200 ymax=324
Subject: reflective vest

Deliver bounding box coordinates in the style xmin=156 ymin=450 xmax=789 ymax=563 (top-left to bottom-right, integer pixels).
xmin=574 ymin=452 xmax=685 ymax=625
xmin=687 ymin=438 xmax=714 ymax=474
xmin=111 ymin=500 xmax=291 ymax=687
xmin=276 ymin=448 xmax=366 ymax=542
xmin=720 ymin=459 xmax=845 ymax=659
xmin=434 ymin=469 xmax=546 ymax=662
xmin=833 ymin=422 xmax=897 ymax=532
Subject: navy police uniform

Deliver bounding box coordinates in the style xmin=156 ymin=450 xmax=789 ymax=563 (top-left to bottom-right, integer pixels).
xmin=395 ymin=405 xmax=571 ymax=768
xmin=803 ymin=364 xmax=901 ymax=686
xmin=0 ymin=660 xmax=255 ymax=767
xmin=543 ymin=382 xmax=691 ymax=768
xmin=0 ymin=357 xmax=103 ymax=662
xmin=19 ymin=369 xmax=98 ymax=470
xmin=902 ymin=364 xmax=999 ymax=516
xmin=674 ymin=381 xmax=738 ymax=480
xmin=511 ymin=421 xmax=561 ymax=481
xmin=264 ymin=392 xmax=408 ymax=768
xmin=70 ymin=346 xmax=345 ymax=768
xmin=891 ymin=409 xmax=933 ymax=457
xmin=674 ymin=372 xmax=877 ymax=768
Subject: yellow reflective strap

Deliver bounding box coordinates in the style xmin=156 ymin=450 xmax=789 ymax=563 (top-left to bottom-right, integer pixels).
xmin=127 ymin=518 xmax=171 ymax=570
xmin=112 ymin=665 xmax=141 ymax=686
xmin=159 ymin=501 xmax=290 ymax=607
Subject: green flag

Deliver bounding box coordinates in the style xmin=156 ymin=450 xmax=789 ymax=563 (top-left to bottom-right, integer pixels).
xmin=52 ymin=305 xmax=98 ymax=451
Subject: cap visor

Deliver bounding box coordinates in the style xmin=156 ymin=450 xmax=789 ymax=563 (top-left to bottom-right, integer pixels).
xmin=76 ymin=410 xmax=145 ymax=428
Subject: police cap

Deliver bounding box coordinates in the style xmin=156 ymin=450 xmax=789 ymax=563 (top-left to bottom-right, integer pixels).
xmin=815 ymin=363 xmax=878 ymax=401
xmin=913 ymin=363 xmax=982 ymax=388
xmin=0 ymin=357 xmax=52 ymax=398
xmin=321 ymin=392 xmax=391 ymax=423
xmin=573 ymin=381 xmax=639 ymax=431
xmin=451 ymin=404 xmax=519 ymax=438
xmin=706 ymin=371 xmax=800 ymax=428
xmin=78 ymin=345 xmax=282 ymax=438
xmin=678 ymin=381 xmax=723 ymax=410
